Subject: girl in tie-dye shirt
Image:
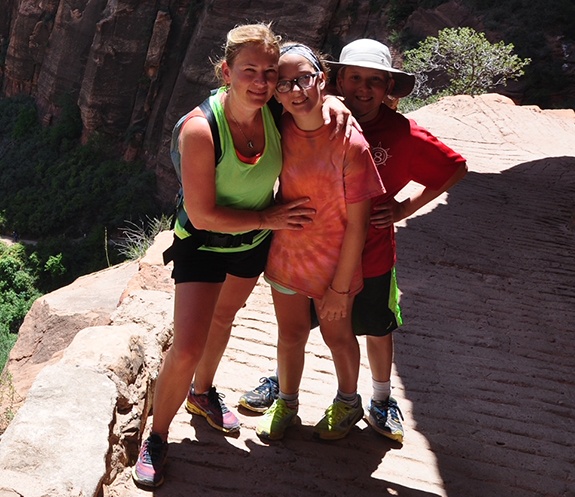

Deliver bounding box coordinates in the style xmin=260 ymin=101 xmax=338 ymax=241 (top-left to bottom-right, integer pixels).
xmin=256 ymin=43 xmax=384 ymax=441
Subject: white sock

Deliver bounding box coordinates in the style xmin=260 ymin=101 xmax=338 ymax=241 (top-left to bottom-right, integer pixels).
xmin=279 ymin=391 xmax=299 ymax=409
xmin=336 ymin=390 xmax=360 ymax=407
xmin=191 ymin=384 xmax=209 ymax=396
xmin=372 ymin=379 xmax=391 ymax=402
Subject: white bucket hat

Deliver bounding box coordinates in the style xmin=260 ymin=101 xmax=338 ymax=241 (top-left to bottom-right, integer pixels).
xmin=329 ymin=39 xmax=416 ymax=98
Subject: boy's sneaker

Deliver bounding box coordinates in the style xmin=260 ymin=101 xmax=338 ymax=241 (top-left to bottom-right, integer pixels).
xmin=186 ymin=385 xmax=240 ymax=433
xmin=239 ymin=376 xmax=279 ymax=413
xmin=256 ymin=398 xmax=298 ymax=440
xmin=132 ymin=433 xmax=168 ymax=488
xmin=366 ymin=397 xmax=405 ymax=443
xmin=313 ymin=397 xmax=363 ymax=440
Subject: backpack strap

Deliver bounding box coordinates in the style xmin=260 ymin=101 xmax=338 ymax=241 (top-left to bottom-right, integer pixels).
xmin=170 ymin=96 xmax=222 ymax=231
xmin=199 ymin=97 xmax=222 ymax=163
xmin=170 ymin=96 xmax=221 ymax=182
xmin=267 ymin=98 xmax=284 ymax=128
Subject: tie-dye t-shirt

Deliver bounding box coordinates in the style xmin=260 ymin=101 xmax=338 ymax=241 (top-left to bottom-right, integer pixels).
xmin=265 ymin=114 xmax=384 ymax=299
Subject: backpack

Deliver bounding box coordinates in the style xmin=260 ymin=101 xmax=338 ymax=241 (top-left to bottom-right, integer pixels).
xmin=170 ymin=97 xmax=222 ymax=185
xmin=169 ymin=96 xmax=221 ymax=231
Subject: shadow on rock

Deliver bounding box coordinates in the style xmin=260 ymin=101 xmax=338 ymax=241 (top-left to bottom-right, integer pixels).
xmin=393 ymin=157 xmax=575 ymax=497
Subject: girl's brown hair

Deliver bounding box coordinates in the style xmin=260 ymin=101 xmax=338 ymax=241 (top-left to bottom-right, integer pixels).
xmin=279 ymin=42 xmax=330 ymax=77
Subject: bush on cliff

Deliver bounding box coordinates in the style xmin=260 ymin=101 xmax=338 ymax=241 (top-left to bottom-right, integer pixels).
xmin=0 ymin=241 xmax=42 ymax=371
xmin=0 ymin=96 xmax=164 ymax=287
xmin=401 ymin=27 xmax=530 ymax=109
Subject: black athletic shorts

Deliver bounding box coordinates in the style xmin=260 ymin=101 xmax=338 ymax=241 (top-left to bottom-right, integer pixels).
xmin=167 ymin=233 xmax=272 ymax=284
xmin=352 ymin=269 xmax=403 ymax=337
xmin=309 ymin=269 xmax=403 ymax=336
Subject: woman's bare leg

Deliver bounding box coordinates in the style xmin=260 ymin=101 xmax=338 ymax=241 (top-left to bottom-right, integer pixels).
xmin=150 ymin=281 xmax=222 ymax=438
xmin=192 ymin=275 xmax=259 ymax=393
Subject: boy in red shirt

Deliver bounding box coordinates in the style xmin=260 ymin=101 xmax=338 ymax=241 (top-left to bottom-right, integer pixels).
xmin=240 ymin=39 xmax=467 ymax=444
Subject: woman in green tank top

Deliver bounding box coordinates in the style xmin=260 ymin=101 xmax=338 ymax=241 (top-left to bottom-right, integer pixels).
xmin=133 ymin=23 xmax=354 ymax=488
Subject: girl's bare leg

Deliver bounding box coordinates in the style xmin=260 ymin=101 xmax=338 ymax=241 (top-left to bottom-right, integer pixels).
xmin=366 ymin=333 xmax=393 ymax=383
xmin=272 ymin=289 xmax=312 ymax=395
xmin=314 ymin=298 xmax=360 ymax=395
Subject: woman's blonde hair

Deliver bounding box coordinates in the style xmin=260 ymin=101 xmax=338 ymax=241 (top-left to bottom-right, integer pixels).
xmin=214 ymin=23 xmax=281 ymax=84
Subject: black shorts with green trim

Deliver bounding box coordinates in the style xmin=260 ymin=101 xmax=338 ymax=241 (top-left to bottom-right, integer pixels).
xmin=352 ymin=268 xmax=403 ymax=337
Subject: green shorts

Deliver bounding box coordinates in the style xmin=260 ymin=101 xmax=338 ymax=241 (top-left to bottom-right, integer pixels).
xmin=352 ymin=268 xmax=403 ymax=337
xmin=264 ymin=276 xmax=298 ymax=295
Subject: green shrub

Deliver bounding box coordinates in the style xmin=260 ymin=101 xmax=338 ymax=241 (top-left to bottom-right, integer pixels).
xmin=0 ymin=95 xmax=166 ymax=369
xmin=403 ymin=27 xmax=531 ymax=99
xmin=0 ymin=96 xmax=163 ymax=256
xmin=0 ymin=241 xmax=43 ymax=371
xmin=399 ymin=94 xmax=440 ymax=113
xmin=10 ymin=105 xmax=37 ymax=139
xmin=115 ymin=214 xmax=172 ymax=260
xmin=0 ymin=331 xmax=18 ymax=378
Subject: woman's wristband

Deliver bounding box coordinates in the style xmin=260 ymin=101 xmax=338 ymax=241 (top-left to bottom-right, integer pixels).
xmin=328 ymin=285 xmax=350 ymax=295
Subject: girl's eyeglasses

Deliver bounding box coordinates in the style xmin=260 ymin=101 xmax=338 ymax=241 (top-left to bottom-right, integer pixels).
xmin=276 ymin=72 xmax=321 ymax=93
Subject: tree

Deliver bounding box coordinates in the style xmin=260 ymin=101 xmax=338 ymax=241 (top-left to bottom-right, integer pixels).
xmin=403 ymin=27 xmax=531 ymax=99
xmin=0 ymin=242 xmax=42 ymax=371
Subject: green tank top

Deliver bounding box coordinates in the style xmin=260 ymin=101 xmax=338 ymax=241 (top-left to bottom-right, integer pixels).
xmin=174 ymin=87 xmax=282 ymax=252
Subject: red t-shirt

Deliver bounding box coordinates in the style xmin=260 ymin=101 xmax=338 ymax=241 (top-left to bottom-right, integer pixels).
xmin=361 ymin=105 xmax=466 ymax=278
xmin=265 ymin=114 xmax=384 ymax=299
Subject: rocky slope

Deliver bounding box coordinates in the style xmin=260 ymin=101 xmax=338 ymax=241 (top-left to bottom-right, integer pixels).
xmin=0 ymin=94 xmax=573 ymax=497
xmin=1 ymin=0 xmax=573 ymax=207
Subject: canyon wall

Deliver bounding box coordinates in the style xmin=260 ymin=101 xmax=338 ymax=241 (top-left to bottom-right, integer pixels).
xmin=1 ymin=0 xmax=353 ymax=203
xmin=1 ymin=1 xmax=573 ymax=207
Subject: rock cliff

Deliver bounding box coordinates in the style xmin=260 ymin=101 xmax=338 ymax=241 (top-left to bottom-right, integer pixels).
xmin=1 ymin=1 xmax=573 ymax=207
xmin=0 ymin=94 xmax=573 ymax=497
xmin=0 ymin=231 xmax=175 ymax=496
